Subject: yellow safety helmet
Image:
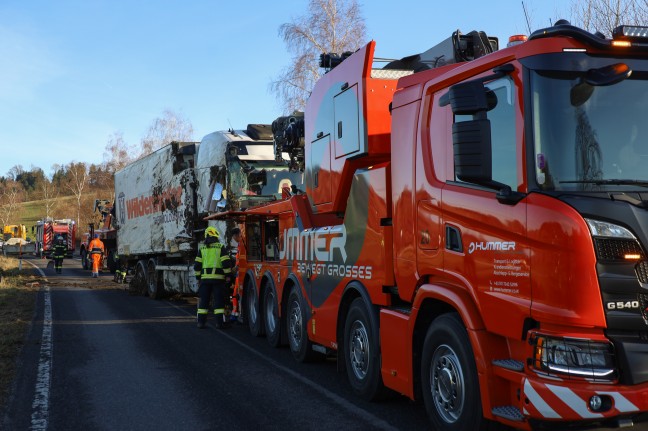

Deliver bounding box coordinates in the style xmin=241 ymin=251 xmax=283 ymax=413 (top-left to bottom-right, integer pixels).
xmin=205 ymin=226 xmax=220 ymax=238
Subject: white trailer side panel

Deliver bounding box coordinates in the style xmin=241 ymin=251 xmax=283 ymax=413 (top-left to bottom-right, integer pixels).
xmin=114 ymin=144 xmax=196 ymax=257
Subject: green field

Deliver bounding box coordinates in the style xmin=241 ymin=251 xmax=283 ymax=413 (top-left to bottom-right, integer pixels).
xmin=8 ymin=196 xmax=76 ymax=240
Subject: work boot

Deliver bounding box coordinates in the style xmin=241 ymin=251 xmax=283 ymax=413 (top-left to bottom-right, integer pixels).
xmin=197 ymin=314 xmax=207 ymax=329
xmin=215 ymin=315 xmax=230 ymax=329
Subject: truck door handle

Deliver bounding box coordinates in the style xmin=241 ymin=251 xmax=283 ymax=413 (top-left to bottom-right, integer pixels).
xmin=445 ymin=225 xmax=463 ymax=253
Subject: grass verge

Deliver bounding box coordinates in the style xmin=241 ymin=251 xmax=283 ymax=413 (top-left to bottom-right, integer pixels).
xmin=0 ymin=256 xmax=40 ymax=413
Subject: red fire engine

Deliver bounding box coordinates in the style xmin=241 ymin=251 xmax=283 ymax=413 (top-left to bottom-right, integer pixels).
xmin=35 ymin=218 xmax=76 ymax=258
xmin=209 ymin=21 xmax=648 ymax=429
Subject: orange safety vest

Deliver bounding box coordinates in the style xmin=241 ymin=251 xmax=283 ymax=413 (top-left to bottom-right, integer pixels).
xmin=89 ymin=238 xmax=105 ymax=254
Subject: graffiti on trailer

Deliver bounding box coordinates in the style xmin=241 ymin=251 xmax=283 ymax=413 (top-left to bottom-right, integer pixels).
xmin=122 ymin=186 xmax=183 ymax=222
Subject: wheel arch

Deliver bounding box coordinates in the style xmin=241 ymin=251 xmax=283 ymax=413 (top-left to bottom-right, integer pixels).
xmin=411 ymin=283 xmax=503 ymax=411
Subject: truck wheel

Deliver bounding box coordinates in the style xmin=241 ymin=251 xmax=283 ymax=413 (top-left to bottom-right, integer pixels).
xmin=421 ymin=313 xmax=484 ymax=431
xmin=146 ymin=260 xmax=163 ymax=299
xmin=130 ymin=261 xmax=147 ymax=296
xmin=264 ymin=283 xmax=282 ymax=347
xmin=287 ymin=285 xmax=322 ymax=363
xmin=344 ymin=297 xmax=386 ymax=401
xmin=245 ymin=279 xmax=264 ymax=337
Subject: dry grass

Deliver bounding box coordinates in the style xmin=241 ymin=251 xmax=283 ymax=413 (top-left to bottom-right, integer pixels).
xmin=0 ymin=256 xmax=40 ymax=412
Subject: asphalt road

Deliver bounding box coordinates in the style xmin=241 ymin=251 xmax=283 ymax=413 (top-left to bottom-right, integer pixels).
xmin=3 ymin=256 xmax=648 ymax=431
xmin=1 ymin=256 xmax=431 ymax=431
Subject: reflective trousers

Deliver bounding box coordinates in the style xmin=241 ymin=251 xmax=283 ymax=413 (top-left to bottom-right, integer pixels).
xmin=197 ymin=279 xmax=227 ymax=326
xmin=91 ymin=253 xmax=102 ymax=273
xmin=54 ymin=258 xmax=63 ymax=273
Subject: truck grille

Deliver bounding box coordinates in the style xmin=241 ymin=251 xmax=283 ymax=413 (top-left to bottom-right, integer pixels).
xmin=637 ymin=261 xmax=648 ymax=284
xmin=594 ymin=238 xmax=644 ymax=262
xmin=640 ymin=294 xmax=648 ymax=324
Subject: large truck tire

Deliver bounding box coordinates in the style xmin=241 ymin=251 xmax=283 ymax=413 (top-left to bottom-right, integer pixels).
xmin=245 ymin=278 xmax=264 ymax=337
xmin=263 ymin=282 xmax=282 ymax=347
xmin=129 ymin=261 xmax=148 ymax=296
xmin=286 ymin=285 xmax=323 ymax=363
xmin=343 ymin=297 xmax=387 ymax=401
xmin=421 ymin=313 xmax=485 ymax=431
xmin=146 ymin=259 xmax=164 ymax=299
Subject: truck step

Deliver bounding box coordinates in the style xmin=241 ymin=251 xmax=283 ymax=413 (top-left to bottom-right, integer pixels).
xmin=312 ymin=344 xmax=329 ymax=355
xmin=492 ymin=406 xmax=525 ymax=422
xmin=492 ymin=359 xmax=524 ymax=371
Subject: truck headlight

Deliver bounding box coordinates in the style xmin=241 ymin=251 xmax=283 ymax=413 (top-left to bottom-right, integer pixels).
xmin=585 ymin=218 xmax=635 ymax=239
xmin=531 ymin=335 xmax=616 ymax=381
xmin=585 ymin=218 xmax=644 ymax=261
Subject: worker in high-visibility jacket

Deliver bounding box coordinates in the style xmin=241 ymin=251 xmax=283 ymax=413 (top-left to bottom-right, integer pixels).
xmin=88 ymin=234 xmax=105 ymax=278
xmin=113 ymin=252 xmax=127 ymax=284
xmin=52 ymin=236 xmax=67 ymax=274
xmin=194 ymin=226 xmax=233 ymax=329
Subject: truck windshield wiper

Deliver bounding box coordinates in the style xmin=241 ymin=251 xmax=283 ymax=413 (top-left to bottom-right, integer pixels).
xmin=559 ymin=179 xmax=648 ymax=188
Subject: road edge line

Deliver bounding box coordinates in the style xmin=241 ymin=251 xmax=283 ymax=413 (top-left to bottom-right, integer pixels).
xmin=24 ymin=260 xmax=53 ymax=430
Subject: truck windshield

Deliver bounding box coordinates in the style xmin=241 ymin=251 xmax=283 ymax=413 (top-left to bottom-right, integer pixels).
xmin=531 ymin=69 xmax=648 ymax=191
xmin=229 ymin=160 xmax=304 ymax=202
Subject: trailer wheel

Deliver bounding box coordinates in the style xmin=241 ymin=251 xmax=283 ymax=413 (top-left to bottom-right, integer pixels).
xmin=264 ymin=283 xmax=282 ymax=347
xmin=421 ymin=313 xmax=484 ymax=431
xmin=146 ymin=259 xmax=163 ymax=299
xmin=287 ymin=285 xmax=322 ymax=363
xmin=245 ymin=279 xmax=264 ymax=337
xmin=344 ymin=297 xmax=386 ymax=401
xmin=130 ymin=261 xmax=147 ymax=296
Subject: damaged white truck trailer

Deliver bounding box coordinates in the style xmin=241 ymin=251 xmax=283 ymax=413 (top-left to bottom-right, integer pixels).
xmin=113 ymin=124 xmax=303 ymax=298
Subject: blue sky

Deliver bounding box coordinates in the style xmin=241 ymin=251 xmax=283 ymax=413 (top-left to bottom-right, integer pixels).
xmin=0 ymin=0 xmax=568 ymax=178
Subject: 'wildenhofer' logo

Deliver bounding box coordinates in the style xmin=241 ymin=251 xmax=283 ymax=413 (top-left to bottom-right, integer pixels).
xmin=118 ymin=192 xmax=126 ymax=224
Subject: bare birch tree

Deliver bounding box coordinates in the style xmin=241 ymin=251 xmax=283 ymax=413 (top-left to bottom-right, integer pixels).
xmin=104 ymin=131 xmax=133 ymax=174
xmin=0 ymin=181 xmax=24 ymax=227
xmin=65 ymin=162 xmax=88 ymax=228
xmin=271 ymin=0 xmax=367 ymax=113
xmin=40 ymin=179 xmax=60 ymax=220
xmin=570 ymin=0 xmax=648 ymax=36
xmin=139 ymin=109 xmax=194 ymax=157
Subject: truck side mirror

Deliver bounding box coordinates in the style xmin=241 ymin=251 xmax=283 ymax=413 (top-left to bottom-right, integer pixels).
xmin=570 ymin=63 xmax=631 ymax=107
xmin=440 ymin=80 xmax=497 ymax=114
xmin=453 ymin=119 xmax=493 ymax=183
